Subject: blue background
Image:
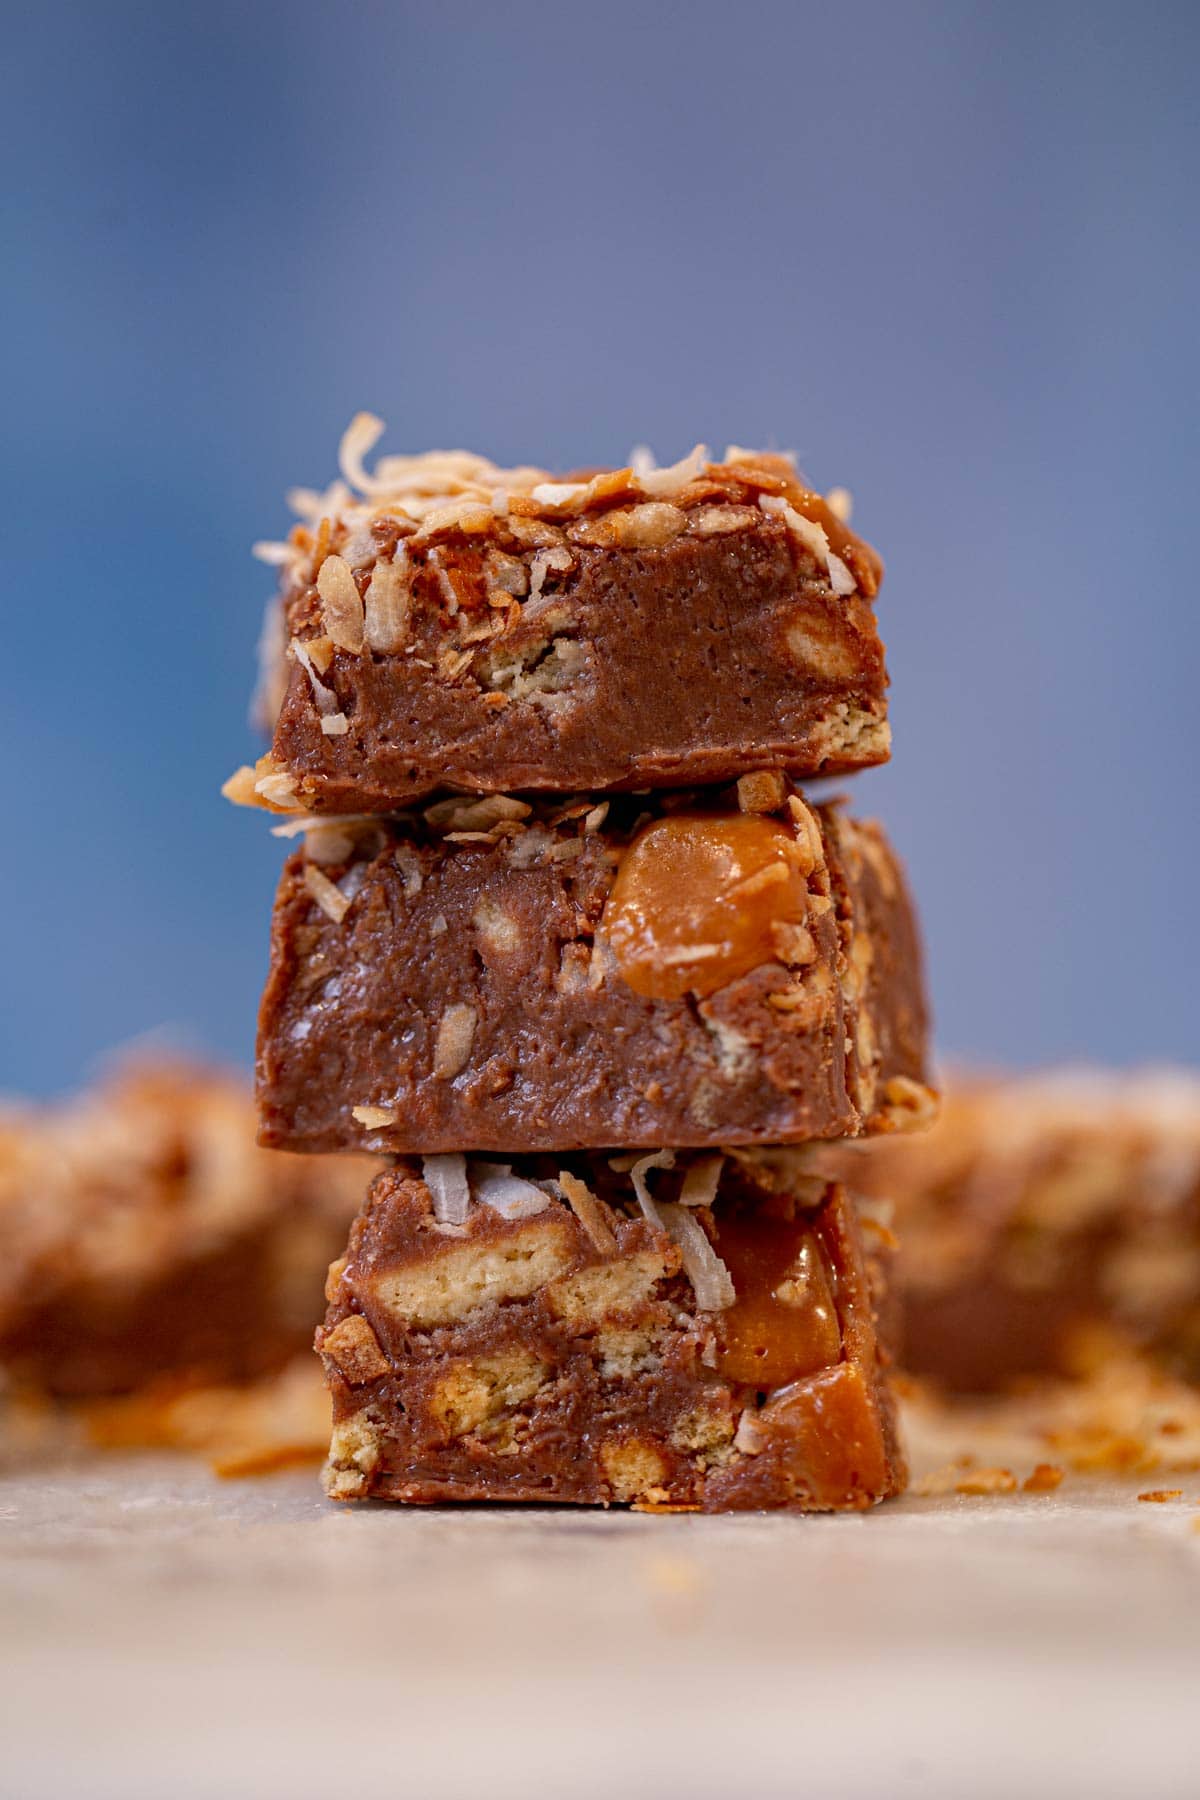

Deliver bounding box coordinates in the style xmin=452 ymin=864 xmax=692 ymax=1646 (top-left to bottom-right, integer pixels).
xmin=5 ymin=0 xmax=1198 ymax=1094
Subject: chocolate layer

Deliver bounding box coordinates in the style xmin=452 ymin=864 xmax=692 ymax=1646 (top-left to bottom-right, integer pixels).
xmin=257 ymin=782 xmax=932 ymax=1156
xmin=232 ymin=440 xmax=889 ymax=813
xmin=318 ymin=1150 xmax=904 ymax=1511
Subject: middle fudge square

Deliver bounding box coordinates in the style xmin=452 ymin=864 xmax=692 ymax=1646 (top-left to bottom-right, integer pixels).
xmin=318 ymin=1149 xmax=904 ymax=1511
xmin=257 ymin=778 xmax=932 ymax=1156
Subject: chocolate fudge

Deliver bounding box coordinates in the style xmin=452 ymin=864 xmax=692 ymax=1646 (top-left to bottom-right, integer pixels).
xmin=0 ymin=1061 xmax=373 ymax=1399
xmin=226 ymin=419 xmax=889 ymax=814
xmin=826 ymin=1072 xmax=1200 ymax=1392
xmin=257 ymin=780 xmax=933 ymax=1156
xmin=318 ymin=1149 xmax=904 ymax=1510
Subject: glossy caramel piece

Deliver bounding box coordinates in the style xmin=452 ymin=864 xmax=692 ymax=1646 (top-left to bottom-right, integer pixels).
xmin=713 ymin=1210 xmax=841 ymax=1386
xmin=603 ymin=814 xmax=812 ymax=1001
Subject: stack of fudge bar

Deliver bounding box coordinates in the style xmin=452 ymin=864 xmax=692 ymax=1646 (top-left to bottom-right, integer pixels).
xmin=228 ymin=419 xmax=935 ymax=1511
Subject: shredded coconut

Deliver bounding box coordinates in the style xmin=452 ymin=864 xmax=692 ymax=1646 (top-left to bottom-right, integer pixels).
xmin=303 ymin=864 xmax=351 ymax=924
xmin=316 ymin=555 xmax=365 ymax=652
xmin=422 ymin=1152 xmax=470 ymax=1225
xmin=657 ymin=1202 xmax=736 ymax=1311
xmin=432 ymin=1005 xmax=477 ymax=1079
xmin=557 ymin=1170 xmax=618 ymax=1255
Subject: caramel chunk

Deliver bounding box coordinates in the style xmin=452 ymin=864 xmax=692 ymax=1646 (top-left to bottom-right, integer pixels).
xmin=602 ymin=814 xmax=812 ymax=1001
xmin=713 ymin=1212 xmax=842 ymax=1386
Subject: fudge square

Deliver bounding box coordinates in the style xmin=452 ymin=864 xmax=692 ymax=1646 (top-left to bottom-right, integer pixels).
xmin=0 ymin=1060 xmax=372 ymax=1400
xmin=229 ymin=417 xmax=890 ymax=814
xmin=318 ymin=1148 xmax=905 ymax=1511
xmin=826 ymin=1070 xmax=1200 ymax=1393
xmin=257 ymin=779 xmax=933 ymax=1156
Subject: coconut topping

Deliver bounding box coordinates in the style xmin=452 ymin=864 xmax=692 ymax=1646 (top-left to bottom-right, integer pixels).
xmin=421 ymin=1153 xmax=470 ymax=1226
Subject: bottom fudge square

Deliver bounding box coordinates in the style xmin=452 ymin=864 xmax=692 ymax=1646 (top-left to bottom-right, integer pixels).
xmin=317 ymin=1150 xmax=905 ymax=1511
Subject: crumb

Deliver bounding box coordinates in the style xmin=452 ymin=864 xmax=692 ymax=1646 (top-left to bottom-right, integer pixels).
xmin=1023 ymin=1463 xmax=1065 ymax=1493
xmin=955 ymin=1467 xmax=1018 ymax=1496
xmin=1137 ymin=1489 xmax=1184 ymax=1503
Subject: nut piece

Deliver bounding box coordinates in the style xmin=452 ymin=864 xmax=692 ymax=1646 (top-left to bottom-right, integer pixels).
xmin=433 ymin=1004 xmax=477 ymax=1079
xmin=322 ymin=1314 xmax=390 ymax=1383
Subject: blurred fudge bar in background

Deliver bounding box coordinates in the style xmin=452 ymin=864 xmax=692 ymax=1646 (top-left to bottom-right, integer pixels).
xmin=0 ymin=1061 xmax=372 ymax=1400
xmin=826 ymin=1071 xmax=1200 ymax=1391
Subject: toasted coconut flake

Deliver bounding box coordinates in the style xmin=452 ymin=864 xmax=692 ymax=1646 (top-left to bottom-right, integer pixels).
xmin=760 ymin=493 xmax=858 ymax=596
xmin=338 ymin=412 xmax=389 ymax=496
xmin=557 ymin=1170 xmax=619 ymax=1254
xmin=472 ymin=1165 xmax=551 ymax=1219
xmin=529 ymin=546 xmax=576 ymax=598
xmin=826 ymin=551 xmax=856 ymax=596
xmin=657 ymin=1202 xmax=735 ymax=1311
xmin=432 ymin=1004 xmax=477 ymax=1079
xmin=688 ymin=504 xmax=758 ymax=536
xmin=352 ymin=1105 xmax=397 ymax=1128
xmin=630 ymin=444 xmax=709 ymax=498
xmin=316 ymin=554 xmax=365 ymax=653
xmin=303 ymin=864 xmax=351 ymax=924
xmin=393 ymin=844 xmax=424 ymax=897
xmin=825 ymin=486 xmax=853 ymax=523
xmin=254 ymin=760 xmax=301 ymax=811
xmin=252 ymin=596 xmax=289 ymax=731
xmin=291 ymin=638 xmax=339 ymax=715
xmin=584 ymin=803 xmax=609 ymax=833
xmin=221 ymin=765 xmax=261 ymax=808
xmin=364 ymin=552 xmax=411 ymax=652
xmin=531 ymin=480 xmax=587 ymax=508
xmin=679 ymin=1155 xmax=724 ymax=1210
xmin=412 ymin=500 xmax=496 ymax=540
xmin=486 ymin=549 xmax=529 ymax=598
xmin=251 ymin=538 xmax=296 ymax=566
xmin=608 ymin=502 xmax=687 ymax=548
xmin=630 ymin=1149 xmax=676 ymax=1226
xmin=424 ymin=794 xmax=531 ymax=833
xmin=724 ymin=444 xmax=798 ymax=470
xmin=320 ymin=712 xmax=349 ymax=735
xmin=302 ymin=822 xmax=356 ymax=865
xmin=422 ymin=1152 xmax=470 ymax=1225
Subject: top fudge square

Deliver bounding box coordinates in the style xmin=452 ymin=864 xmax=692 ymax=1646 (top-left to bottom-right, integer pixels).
xmin=231 ymin=418 xmax=890 ymax=814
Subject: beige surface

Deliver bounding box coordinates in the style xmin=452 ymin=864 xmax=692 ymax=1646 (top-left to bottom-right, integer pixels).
xmin=2 ymin=1430 xmax=1199 ymax=1800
